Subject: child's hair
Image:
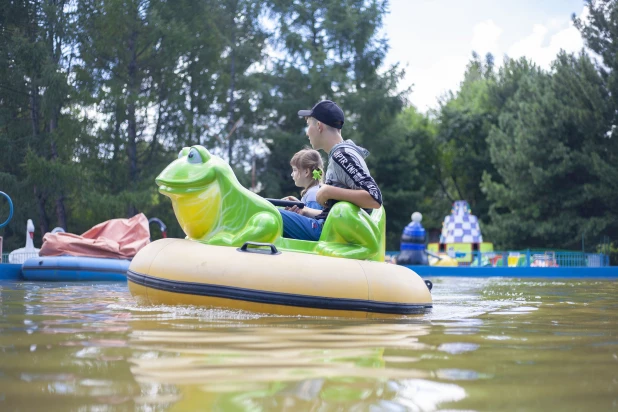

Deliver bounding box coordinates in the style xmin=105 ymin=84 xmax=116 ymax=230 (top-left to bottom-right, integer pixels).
xmin=290 ymin=148 xmax=324 ymax=197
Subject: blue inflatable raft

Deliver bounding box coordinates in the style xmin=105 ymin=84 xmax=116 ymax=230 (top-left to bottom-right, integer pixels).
xmin=22 ymin=256 xmax=129 ymax=281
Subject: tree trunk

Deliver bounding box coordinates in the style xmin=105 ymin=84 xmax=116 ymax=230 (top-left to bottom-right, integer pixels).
xmin=50 ymin=120 xmax=67 ymax=230
xmin=34 ymin=185 xmax=50 ymax=236
xmin=27 ymin=0 xmax=49 ymax=235
xmin=55 ymin=194 xmax=66 ymax=230
xmin=227 ymin=1 xmax=237 ymax=164
xmin=30 ymin=80 xmax=50 ymax=232
xmin=126 ymin=27 xmax=139 ymax=217
xmin=30 ymin=87 xmax=39 ymax=137
xmin=451 ymin=175 xmax=464 ymax=201
xmin=189 ymin=56 xmax=197 ymax=146
xmin=48 ymin=2 xmax=68 ymax=231
xmin=111 ymin=111 xmax=122 ymax=192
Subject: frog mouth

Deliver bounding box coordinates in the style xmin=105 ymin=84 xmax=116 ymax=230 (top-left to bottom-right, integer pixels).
xmin=157 ymin=181 xmax=208 ymax=196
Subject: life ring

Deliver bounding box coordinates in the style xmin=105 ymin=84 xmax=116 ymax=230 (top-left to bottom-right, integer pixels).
xmin=0 ymin=191 xmax=14 ymax=229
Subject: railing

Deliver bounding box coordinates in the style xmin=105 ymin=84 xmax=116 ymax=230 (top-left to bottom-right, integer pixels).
xmin=386 ymin=250 xmax=610 ymax=267
xmin=467 ymin=250 xmax=610 ymax=268
xmin=2 ymin=249 xmax=611 ymax=267
xmin=1 ymin=251 xmax=40 ymax=264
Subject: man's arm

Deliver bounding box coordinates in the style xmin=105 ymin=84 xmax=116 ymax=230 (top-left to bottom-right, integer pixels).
xmin=320 ymin=147 xmax=383 ymax=208
xmin=316 ymin=184 xmax=381 ymax=209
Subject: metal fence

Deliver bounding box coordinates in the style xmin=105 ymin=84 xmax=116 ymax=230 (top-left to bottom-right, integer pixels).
xmin=386 ymin=250 xmax=610 ymax=267
xmin=467 ymin=250 xmax=609 ymax=267
xmin=1 ymin=249 xmax=611 ymax=267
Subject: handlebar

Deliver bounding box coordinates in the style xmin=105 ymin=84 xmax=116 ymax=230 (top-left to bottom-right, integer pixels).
xmin=265 ymin=198 xmax=305 ymax=209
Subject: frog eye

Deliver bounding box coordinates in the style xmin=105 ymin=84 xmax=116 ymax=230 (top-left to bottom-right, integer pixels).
xmin=187 ymin=148 xmax=202 ymax=164
xmin=178 ymin=147 xmax=190 ymax=159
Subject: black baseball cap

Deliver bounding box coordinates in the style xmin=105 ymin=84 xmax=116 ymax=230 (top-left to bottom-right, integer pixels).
xmin=298 ymin=100 xmax=344 ymax=129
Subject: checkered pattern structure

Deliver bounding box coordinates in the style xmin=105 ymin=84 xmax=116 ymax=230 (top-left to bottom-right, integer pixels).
xmin=439 ymin=200 xmax=483 ymax=244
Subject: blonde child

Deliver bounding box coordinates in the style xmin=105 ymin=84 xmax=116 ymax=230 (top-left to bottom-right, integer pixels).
xmin=279 ymin=148 xmax=325 ymax=240
xmin=284 ymin=148 xmax=324 ymax=213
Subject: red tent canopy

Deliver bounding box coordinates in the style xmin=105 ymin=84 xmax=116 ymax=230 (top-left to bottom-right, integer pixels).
xmin=40 ymin=213 xmax=150 ymax=259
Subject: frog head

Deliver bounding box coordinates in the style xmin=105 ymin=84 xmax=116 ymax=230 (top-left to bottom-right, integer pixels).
xmin=156 ymin=146 xmax=224 ymax=239
xmin=156 ymin=146 xmax=218 ymax=194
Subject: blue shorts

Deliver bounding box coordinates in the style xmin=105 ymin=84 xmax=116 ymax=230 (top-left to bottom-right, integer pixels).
xmin=279 ymin=209 xmax=324 ymax=241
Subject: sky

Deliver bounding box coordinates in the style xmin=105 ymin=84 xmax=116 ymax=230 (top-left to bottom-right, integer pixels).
xmin=382 ymin=0 xmax=588 ymax=112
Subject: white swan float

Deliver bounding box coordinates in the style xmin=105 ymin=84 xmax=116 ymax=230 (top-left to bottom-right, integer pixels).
xmin=8 ymin=219 xmax=40 ymax=264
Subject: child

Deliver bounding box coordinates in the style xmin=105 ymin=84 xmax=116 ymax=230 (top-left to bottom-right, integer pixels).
xmin=283 ymin=149 xmax=324 ymax=214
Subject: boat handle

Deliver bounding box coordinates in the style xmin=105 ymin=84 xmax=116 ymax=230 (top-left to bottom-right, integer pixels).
xmin=424 ymin=280 xmax=433 ymax=291
xmin=238 ymin=242 xmax=281 ymax=255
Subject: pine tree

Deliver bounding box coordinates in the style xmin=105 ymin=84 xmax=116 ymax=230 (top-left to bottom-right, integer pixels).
xmin=0 ymin=0 xmax=82 ymax=249
xmin=435 ymin=53 xmax=498 ymax=222
xmin=258 ymin=1 xmax=406 ymax=211
xmin=372 ymin=107 xmax=445 ymax=248
xmin=74 ymin=0 xmax=172 ymax=217
xmin=482 ymin=53 xmax=617 ymax=249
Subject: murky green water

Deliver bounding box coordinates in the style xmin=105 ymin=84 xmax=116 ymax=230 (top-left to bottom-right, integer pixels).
xmin=0 ymin=277 xmax=616 ymax=411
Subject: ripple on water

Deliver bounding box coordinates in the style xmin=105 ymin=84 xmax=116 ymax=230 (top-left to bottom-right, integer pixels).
xmin=437 ymin=342 xmax=480 ymax=354
xmin=385 ymin=379 xmax=467 ymax=411
xmin=1 ymin=277 xmax=617 ymax=411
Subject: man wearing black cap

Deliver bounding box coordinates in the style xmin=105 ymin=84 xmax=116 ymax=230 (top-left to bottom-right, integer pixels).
xmin=279 ymin=100 xmax=383 ymax=242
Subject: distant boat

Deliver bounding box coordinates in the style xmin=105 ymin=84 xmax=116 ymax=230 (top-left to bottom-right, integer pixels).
xmin=21 ymin=214 xmax=163 ymax=282
xmin=8 ymin=219 xmax=40 ymax=264
xmin=22 ymin=255 xmax=130 ymax=282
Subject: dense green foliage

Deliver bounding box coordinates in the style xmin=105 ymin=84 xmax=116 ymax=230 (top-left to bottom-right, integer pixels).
xmin=0 ymin=0 xmax=616 ymax=263
xmin=483 ymin=53 xmax=615 ymax=250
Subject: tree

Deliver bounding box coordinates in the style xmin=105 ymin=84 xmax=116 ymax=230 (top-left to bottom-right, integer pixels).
xmin=574 ymin=0 xmax=618 ymax=130
xmin=482 ymin=53 xmax=617 ymax=249
xmin=435 ymin=53 xmax=498 ymax=222
xmin=75 ymin=0 xmax=171 ymax=217
xmin=370 ymin=106 xmax=446 ymax=248
xmin=258 ymin=1 xmax=406 ymax=219
xmin=573 ymin=0 xmax=618 ymax=248
xmin=0 ymin=0 xmax=81 ymax=249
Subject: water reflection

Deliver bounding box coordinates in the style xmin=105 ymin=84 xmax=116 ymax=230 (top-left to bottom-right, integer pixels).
xmin=0 ymin=278 xmax=616 ymax=411
xmin=126 ymin=322 xmax=444 ymax=410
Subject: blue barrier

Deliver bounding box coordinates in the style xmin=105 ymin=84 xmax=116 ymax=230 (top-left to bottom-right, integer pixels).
xmin=0 ymin=191 xmax=13 ymax=229
xmin=405 ymin=265 xmax=618 ymax=278
xmin=0 ymin=264 xmax=22 ymax=280
xmin=0 ymin=253 xmax=22 ymax=280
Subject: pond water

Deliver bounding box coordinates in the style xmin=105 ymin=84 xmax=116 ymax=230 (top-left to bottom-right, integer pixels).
xmin=0 ymin=277 xmax=616 ymax=411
